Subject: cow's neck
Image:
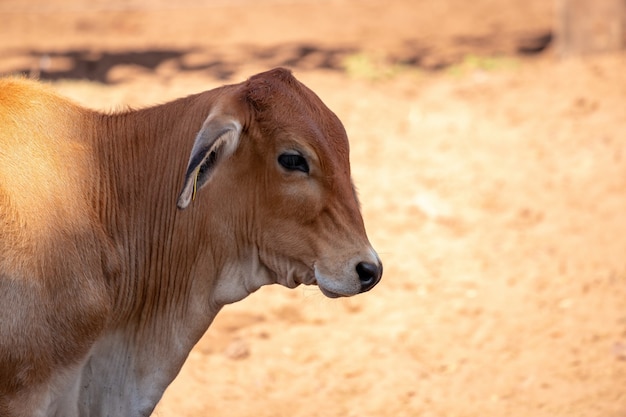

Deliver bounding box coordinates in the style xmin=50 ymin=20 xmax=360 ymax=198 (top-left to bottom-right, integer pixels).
xmin=84 ymin=93 xmax=236 ymax=415
xmin=95 ymin=94 xmax=217 ymax=320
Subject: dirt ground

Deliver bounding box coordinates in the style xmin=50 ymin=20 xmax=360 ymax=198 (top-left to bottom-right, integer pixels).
xmin=2 ymin=1 xmax=626 ymax=416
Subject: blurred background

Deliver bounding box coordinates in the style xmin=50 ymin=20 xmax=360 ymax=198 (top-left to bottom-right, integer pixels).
xmin=1 ymin=1 xmax=625 ymax=416
xmin=1 ymin=0 xmax=558 ymax=84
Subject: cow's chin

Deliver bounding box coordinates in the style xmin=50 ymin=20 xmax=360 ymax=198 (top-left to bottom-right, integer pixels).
xmin=314 ymin=269 xmax=361 ymax=298
xmin=317 ymin=286 xmax=343 ymax=298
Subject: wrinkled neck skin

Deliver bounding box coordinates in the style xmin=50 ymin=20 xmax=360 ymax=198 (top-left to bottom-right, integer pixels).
xmin=78 ymin=92 xmax=273 ymax=417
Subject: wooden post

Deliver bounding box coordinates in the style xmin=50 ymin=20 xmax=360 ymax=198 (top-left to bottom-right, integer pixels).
xmin=556 ymin=0 xmax=626 ymax=56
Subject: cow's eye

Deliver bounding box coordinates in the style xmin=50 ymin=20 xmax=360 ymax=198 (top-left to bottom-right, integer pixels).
xmin=278 ymin=153 xmax=309 ymax=174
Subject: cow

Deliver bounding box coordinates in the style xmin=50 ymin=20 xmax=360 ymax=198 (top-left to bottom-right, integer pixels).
xmin=0 ymin=67 xmax=382 ymax=417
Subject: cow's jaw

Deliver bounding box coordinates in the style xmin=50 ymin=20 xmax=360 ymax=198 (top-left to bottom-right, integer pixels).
xmin=211 ymin=253 xmax=275 ymax=306
xmin=210 ymin=245 xmax=314 ymax=305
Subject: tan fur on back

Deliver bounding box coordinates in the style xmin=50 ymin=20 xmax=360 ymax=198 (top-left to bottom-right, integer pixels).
xmin=0 ymin=79 xmax=111 ymax=396
xmin=0 ymin=79 xmax=93 ymax=246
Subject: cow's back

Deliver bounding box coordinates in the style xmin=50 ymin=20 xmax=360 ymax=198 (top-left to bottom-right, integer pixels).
xmin=0 ymin=78 xmax=113 ymax=401
xmin=0 ymin=78 xmax=93 ymax=238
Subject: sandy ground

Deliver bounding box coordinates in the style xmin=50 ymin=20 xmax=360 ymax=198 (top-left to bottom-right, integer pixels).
xmin=1 ymin=1 xmax=626 ymax=416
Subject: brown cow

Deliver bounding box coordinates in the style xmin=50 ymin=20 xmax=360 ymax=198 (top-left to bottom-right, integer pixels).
xmin=0 ymin=68 xmax=382 ymax=417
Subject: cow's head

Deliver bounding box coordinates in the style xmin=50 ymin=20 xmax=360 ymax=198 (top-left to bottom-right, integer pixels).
xmin=177 ymin=68 xmax=381 ymax=301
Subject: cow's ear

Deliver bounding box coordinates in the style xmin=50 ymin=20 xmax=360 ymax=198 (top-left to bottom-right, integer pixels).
xmin=177 ymin=113 xmax=242 ymax=210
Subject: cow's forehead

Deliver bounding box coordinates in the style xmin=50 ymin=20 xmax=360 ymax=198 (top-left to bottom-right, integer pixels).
xmin=242 ymin=68 xmax=350 ymax=156
xmin=244 ymin=68 xmax=321 ymax=118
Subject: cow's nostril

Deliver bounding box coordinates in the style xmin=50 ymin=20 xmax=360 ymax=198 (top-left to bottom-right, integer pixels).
xmin=356 ymin=261 xmax=382 ymax=293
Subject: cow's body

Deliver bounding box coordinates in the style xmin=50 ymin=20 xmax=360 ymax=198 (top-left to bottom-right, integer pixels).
xmin=0 ymin=68 xmax=382 ymax=417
